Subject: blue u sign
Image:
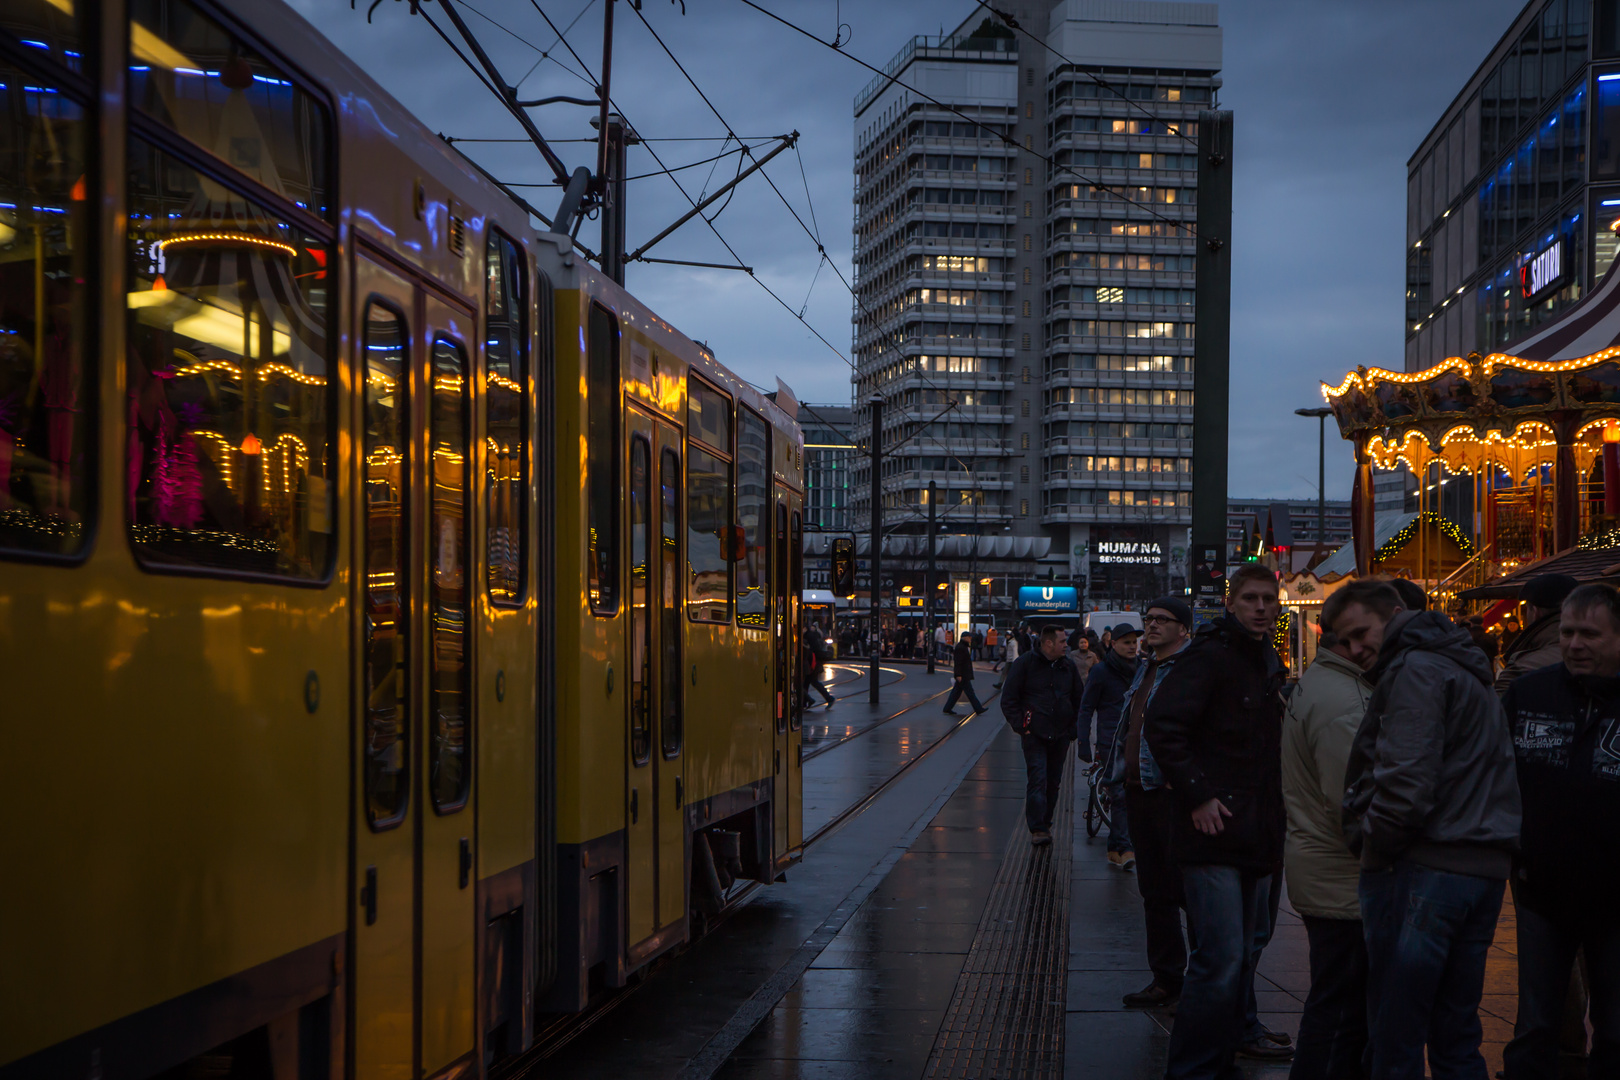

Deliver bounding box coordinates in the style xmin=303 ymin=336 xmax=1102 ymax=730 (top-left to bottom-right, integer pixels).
xmin=1017 ymin=586 xmax=1079 ymax=613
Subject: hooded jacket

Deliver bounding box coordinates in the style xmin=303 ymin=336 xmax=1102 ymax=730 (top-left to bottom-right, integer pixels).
xmin=1342 ymin=610 xmax=1521 ymax=879
xmin=1503 ymin=662 xmax=1620 ymax=922
xmin=1078 ymin=647 xmax=1134 ymax=762
xmin=1143 ymin=615 xmax=1287 ymax=873
xmin=1000 ymin=646 xmax=1083 ymax=740
xmin=1281 ymin=647 xmax=1373 ymax=920
xmin=1494 ymin=612 xmax=1561 ymax=695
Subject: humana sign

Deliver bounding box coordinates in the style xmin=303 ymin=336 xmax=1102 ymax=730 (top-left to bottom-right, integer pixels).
xmin=1097 ymin=541 xmax=1164 ymax=565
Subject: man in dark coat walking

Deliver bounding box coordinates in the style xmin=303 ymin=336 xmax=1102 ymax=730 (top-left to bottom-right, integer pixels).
xmin=1144 ymin=564 xmax=1287 ymax=1080
xmin=1001 ymin=624 xmax=1084 ymax=846
xmin=943 ymin=633 xmax=989 ymax=715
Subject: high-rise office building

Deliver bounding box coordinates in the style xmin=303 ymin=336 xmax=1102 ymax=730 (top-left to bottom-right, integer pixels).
xmin=851 ymin=1 xmax=1221 ymax=605
xmin=1406 ymin=0 xmax=1620 ymax=367
xmin=800 ymin=403 xmax=856 ymax=532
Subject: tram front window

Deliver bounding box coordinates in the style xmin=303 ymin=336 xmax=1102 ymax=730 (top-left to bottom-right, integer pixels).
xmin=0 ymin=66 xmax=92 ymax=557
xmin=125 ymin=141 xmax=333 ymax=579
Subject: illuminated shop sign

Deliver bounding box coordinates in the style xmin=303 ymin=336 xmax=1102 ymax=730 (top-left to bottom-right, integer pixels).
xmin=1521 ymin=240 xmax=1563 ymax=301
xmin=1017 ymin=586 xmax=1079 ymax=612
xmin=1096 ymin=541 xmax=1164 ymax=565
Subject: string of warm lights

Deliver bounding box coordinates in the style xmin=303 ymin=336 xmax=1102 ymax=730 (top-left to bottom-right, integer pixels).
xmin=1372 ymin=511 xmax=1476 ymax=565
xmin=1321 ymin=348 xmax=1620 ymax=404
xmin=158 ymin=232 xmax=297 ymax=258
xmin=258 ymin=362 xmax=326 ymax=386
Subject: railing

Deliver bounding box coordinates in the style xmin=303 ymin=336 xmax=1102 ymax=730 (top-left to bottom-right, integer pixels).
xmin=1430 ymin=540 xmax=1498 ymax=617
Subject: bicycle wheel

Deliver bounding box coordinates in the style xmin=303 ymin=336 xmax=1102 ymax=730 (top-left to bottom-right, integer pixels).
xmin=1085 ymin=787 xmax=1103 ymax=837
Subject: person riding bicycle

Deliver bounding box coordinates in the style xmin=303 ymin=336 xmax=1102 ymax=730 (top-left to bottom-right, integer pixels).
xmin=1080 ymin=623 xmax=1141 ymax=869
xmin=1106 ymin=597 xmax=1196 ymax=1009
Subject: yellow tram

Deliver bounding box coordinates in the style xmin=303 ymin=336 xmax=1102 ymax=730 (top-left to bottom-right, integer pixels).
xmin=0 ymin=0 xmax=806 ymax=1076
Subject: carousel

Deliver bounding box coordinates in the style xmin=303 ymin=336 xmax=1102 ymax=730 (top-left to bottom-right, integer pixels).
xmin=1321 ymin=262 xmax=1620 ymax=609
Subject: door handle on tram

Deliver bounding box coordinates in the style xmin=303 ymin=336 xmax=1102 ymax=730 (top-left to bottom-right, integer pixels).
xmin=630 ymin=787 xmax=639 ymax=824
xmin=675 ymin=777 xmax=683 ymax=808
xmin=458 ymin=838 xmax=472 ymax=889
xmin=361 ymin=866 xmax=378 ymax=926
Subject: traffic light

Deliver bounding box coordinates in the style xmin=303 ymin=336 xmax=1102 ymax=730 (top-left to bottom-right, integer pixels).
xmin=832 ymin=536 xmax=856 ymax=595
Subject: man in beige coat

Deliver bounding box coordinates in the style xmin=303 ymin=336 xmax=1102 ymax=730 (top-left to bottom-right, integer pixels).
xmin=1281 ymin=581 xmax=1381 ymax=1078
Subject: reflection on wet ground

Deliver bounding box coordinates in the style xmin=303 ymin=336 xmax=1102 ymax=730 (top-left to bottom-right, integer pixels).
xmin=539 ymin=660 xmax=1528 ymax=1080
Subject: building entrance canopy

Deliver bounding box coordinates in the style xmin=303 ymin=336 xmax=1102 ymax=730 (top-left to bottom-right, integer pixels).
xmin=1323 ymin=262 xmax=1620 ymax=578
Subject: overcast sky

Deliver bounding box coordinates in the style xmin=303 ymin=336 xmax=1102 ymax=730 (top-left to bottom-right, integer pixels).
xmin=290 ymin=0 xmax=1528 ymax=501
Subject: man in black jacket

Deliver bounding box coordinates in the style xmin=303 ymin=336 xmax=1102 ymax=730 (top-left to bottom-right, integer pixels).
xmin=1143 ymin=564 xmax=1287 ymax=1080
xmin=1001 ymin=624 xmax=1083 ymax=847
xmin=1335 ymin=592 xmax=1521 ymax=1079
xmin=943 ymin=633 xmax=989 ymax=715
xmin=1081 ymin=623 xmax=1141 ymax=869
xmin=1502 ymin=583 xmax=1620 ymax=1078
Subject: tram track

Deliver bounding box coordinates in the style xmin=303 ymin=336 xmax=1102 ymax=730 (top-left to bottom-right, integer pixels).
xmin=511 ymin=674 xmax=997 ymax=1071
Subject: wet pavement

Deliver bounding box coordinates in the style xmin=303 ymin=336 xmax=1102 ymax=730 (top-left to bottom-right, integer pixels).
xmin=540 ymin=663 xmax=1533 ymax=1079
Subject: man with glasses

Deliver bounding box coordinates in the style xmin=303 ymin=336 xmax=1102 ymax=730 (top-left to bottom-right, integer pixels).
xmin=1081 ymin=621 xmax=1142 ymax=869
xmin=1111 ymin=597 xmax=1197 ymax=1008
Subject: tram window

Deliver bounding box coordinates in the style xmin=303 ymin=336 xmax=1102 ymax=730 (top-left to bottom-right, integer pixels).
xmin=2 ymin=1 xmax=89 ymax=63
xmin=586 ymin=304 xmax=619 ymax=614
xmin=686 ymin=444 xmax=732 ymax=622
xmin=362 ymin=303 xmax=408 ymax=828
xmin=790 ymin=508 xmax=803 ymax=732
xmin=660 ymin=448 xmax=682 ymax=755
xmin=736 ymin=408 xmax=770 ymax=627
xmin=430 ymin=336 xmax=471 ymax=813
xmin=485 ymin=231 xmax=526 ymax=604
xmin=125 ymin=139 xmax=334 ymax=580
xmin=629 ymin=436 xmax=651 ymax=764
xmin=0 ymin=67 xmax=93 ymax=558
xmin=128 ymin=0 xmax=333 ymax=218
xmin=688 ymin=376 xmax=732 ymax=452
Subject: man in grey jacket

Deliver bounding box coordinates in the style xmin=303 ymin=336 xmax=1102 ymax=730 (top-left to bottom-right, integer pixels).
xmin=1282 ymin=583 xmax=1381 ymax=1079
xmin=1335 ymin=593 xmax=1522 ymax=1079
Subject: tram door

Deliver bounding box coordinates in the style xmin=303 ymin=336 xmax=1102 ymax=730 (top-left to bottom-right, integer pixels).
xmin=352 ymin=253 xmax=478 ymax=1079
xmin=773 ymin=487 xmax=803 ymax=854
xmin=625 ymin=407 xmax=687 ymax=953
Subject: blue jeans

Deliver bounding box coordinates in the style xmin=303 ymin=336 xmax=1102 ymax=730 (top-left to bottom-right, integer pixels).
xmin=1503 ymin=904 xmax=1620 ymax=1078
xmin=1019 ymin=732 xmax=1070 ymax=833
xmin=1167 ymin=864 xmax=1274 ymax=1080
xmin=1360 ymin=862 xmax=1505 ymax=1080
xmin=1106 ymin=779 xmax=1133 ymax=853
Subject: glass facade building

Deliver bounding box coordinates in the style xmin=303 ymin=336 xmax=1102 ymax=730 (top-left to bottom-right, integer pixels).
xmin=1407 ymin=0 xmax=1620 ymax=366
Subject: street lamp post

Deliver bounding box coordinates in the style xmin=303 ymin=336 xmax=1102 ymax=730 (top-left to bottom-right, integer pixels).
xmin=1295 ymin=407 xmax=1333 ymax=562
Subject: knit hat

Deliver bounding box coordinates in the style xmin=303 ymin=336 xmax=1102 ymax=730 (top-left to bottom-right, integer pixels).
xmin=1145 ymin=595 xmax=1194 ymax=628
xmin=1520 ymin=573 xmax=1579 ymax=610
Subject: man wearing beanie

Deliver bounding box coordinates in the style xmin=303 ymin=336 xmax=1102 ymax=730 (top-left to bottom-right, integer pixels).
xmin=1110 ymin=595 xmax=1197 ymax=1008
xmin=1497 ymin=574 xmax=1579 ymax=694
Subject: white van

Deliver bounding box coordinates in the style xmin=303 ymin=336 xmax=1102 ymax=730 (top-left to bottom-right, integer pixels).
xmin=1084 ymin=610 xmax=1142 ymax=634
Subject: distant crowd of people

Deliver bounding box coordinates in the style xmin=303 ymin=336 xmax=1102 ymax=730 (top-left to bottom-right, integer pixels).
xmin=990 ymin=566 xmax=1619 ymax=1080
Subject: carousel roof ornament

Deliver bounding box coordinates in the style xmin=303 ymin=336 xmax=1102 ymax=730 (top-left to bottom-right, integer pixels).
xmin=1321 ymin=261 xmax=1620 ymax=576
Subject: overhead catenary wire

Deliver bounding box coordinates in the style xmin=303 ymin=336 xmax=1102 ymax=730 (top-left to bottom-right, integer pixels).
xmin=733 ymin=0 xmax=1200 ymax=241
xmin=974 ymin=2 xmax=1200 ymax=148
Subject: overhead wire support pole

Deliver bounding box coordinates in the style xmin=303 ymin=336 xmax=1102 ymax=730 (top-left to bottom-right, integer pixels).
xmin=626 ymin=133 xmax=800 ymax=262
xmin=868 ymin=394 xmax=884 ymax=705
xmin=431 ymin=0 xmax=575 ymax=187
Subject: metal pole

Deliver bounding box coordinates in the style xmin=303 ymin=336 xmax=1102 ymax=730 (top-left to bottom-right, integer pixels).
xmin=1318 ymin=414 xmax=1326 ymax=558
xmin=926 ymin=479 xmax=937 ymax=675
xmin=869 ymin=395 xmax=883 ymax=704
xmin=1191 ymin=110 xmax=1234 ymax=607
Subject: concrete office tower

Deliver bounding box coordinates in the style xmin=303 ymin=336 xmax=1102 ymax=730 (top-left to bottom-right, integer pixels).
xmin=850 ymin=0 xmax=1222 ymax=606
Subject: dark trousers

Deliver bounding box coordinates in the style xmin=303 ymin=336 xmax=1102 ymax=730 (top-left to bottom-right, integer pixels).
xmin=804 ymin=664 xmax=834 ymax=705
xmin=944 ymin=677 xmax=985 ymax=713
xmin=1019 ymin=731 xmax=1070 ymax=832
xmin=1125 ymin=784 xmax=1192 ymax=992
xmin=1504 ymin=906 xmax=1620 ymax=1078
xmin=1290 ymin=916 xmax=1369 ymax=1080
xmin=1360 ymin=862 xmax=1505 ymax=1080
xmin=1167 ymin=864 xmax=1273 ymax=1080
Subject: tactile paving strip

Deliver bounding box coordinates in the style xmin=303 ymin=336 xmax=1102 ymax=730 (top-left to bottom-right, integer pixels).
xmin=922 ymin=754 xmax=1073 ymax=1079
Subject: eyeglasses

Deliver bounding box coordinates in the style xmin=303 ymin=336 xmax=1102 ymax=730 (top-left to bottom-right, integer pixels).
xmin=1141 ymin=615 xmax=1179 ymax=626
